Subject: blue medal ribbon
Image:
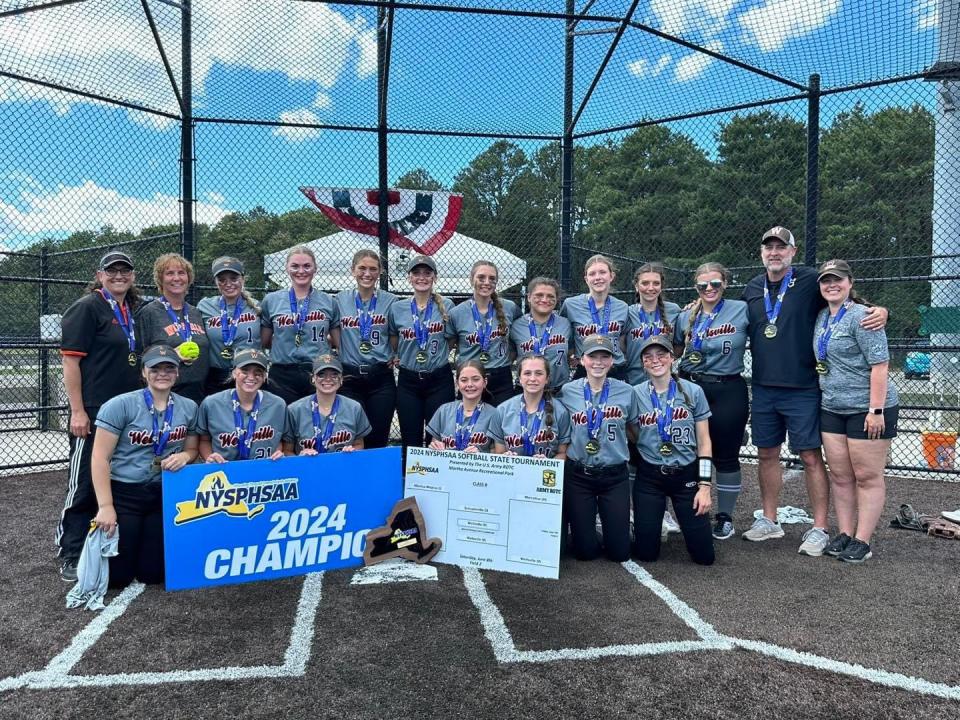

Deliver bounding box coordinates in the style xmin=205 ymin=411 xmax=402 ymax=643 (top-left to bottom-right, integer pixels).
xmin=355 ymin=291 xmax=378 ymax=343
xmin=691 ymin=299 xmax=725 ymax=352
xmin=471 ymin=301 xmax=495 ymax=353
xmin=638 ymin=307 xmax=661 ymax=340
xmin=528 ymin=313 xmax=555 ymax=354
xmin=520 ymin=397 xmax=545 ymax=456
xmin=142 ymin=389 xmax=175 ymax=459
xmin=219 ymin=296 xmax=245 ymax=348
xmin=763 ymin=267 xmax=794 ymax=326
xmin=231 ymin=390 xmax=262 ymax=460
xmin=816 ymin=301 xmax=851 ymax=361
xmin=311 ymin=396 xmax=340 ymax=454
xmin=588 ymin=296 xmax=612 ymax=336
xmin=159 ymin=297 xmax=192 ymax=342
xmin=649 ymin=379 xmax=677 ymax=446
xmin=411 ymin=298 xmax=434 ymax=351
xmin=454 ymin=402 xmax=482 ymax=451
xmin=98 ymin=288 xmax=135 ymax=353
xmin=583 ymin=380 xmax=610 ymax=443
xmin=289 ymin=288 xmax=312 ymax=338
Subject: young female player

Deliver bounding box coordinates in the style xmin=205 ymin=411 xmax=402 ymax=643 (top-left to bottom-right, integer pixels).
xmin=260 ymin=246 xmax=340 ymax=404
xmin=509 ymin=277 xmax=573 ymax=393
xmin=673 ymin=262 xmax=750 ymax=541
xmin=136 ymin=253 xmax=209 ymax=404
xmin=632 ymin=335 xmax=714 ymax=565
xmin=625 ymin=262 xmax=681 ymax=385
xmin=560 ymin=255 xmax=629 ymax=382
xmin=285 ymin=354 xmax=371 ymax=454
xmin=388 ymin=254 xmax=455 ymax=449
xmin=426 ymin=360 xmax=497 ymax=453
xmin=558 ymin=334 xmax=641 ymax=561
xmin=197 ymin=256 xmax=261 ymax=396
xmin=90 ymin=344 xmax=199 ymax=586
xmin=490 ymin=353 xmax=570 ymax=458
xmin=196 ymin=348 xmax=289 ymax=462
xmin=449 ymin=260 xmax=518 ymax=405
xmin=334 ymin=249 xmax=398 ymax=449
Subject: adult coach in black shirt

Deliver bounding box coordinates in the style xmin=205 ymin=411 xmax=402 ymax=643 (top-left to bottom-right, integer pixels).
xmin=56 ymin=250 xmax=143 ymax=581
xmin=741 ymin=227 xmax=887 ymax=556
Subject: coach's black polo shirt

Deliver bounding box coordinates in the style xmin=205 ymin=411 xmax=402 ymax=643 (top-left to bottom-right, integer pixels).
xmin=61 ymin=291 xmax=142 ymax=414
xmin=742 ymin=265 xmax=826 ymax=390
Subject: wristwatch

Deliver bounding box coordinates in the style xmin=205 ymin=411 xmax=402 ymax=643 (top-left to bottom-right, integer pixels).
xmin=867 ymin=407 xmax=884 ymax=415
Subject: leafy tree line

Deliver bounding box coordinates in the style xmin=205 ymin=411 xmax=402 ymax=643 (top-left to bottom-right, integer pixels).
xmin=0 ymin=104 xmax=933 ymax=339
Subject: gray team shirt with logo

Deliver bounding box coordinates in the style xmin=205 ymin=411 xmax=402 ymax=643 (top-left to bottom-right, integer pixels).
xmin=558 ymin=378 xmax=641 ymax=466
xmin=196 ymin=389 xmax=289 ymax=461
xmin=388 ymin=295 xmax=455 ymax=371
xmin=814 ymin=303 xmax=898 ymax=414
xmin=510 ymin=313 xmax=573 ymax=389
xmin=95 ymin=390 xmax=198 ymax=484
xmin=633 ymin=378 xmax=711 ymax=467
xmin=673 ymin=299 xmax=749 ymax=376
xmin=426 ymin=401 xmax=497 ymax=453
xmin=449 ymin=298 xmax=519 ymax=368
xmin=285 ymin=393 xmax=371 ymax=453
xmin=197 ymin=295 xmax=262 ymax=370
xmin=260 ymin=289 xmax=339 ymax=364
xmin=487 ymin=393 xmax=572 ymax=457
xmin=560 ymin=294 xmax=629 ymax=366
xmin=625 ymin=301 xmax=682 ymax=384
xmin=335 ymin=289 xmax=397 ymax=366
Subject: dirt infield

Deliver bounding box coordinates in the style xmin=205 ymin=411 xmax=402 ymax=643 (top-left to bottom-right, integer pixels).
xmin=1 ymin=467 xmax=958 ymax=719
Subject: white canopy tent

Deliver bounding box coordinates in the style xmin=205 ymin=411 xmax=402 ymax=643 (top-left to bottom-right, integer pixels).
xmin=263 ymin=230 xmax=528 ymax=295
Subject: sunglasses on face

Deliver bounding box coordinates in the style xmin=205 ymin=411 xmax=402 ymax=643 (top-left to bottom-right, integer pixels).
xmin=695 ymin=279 xmax=724 ymax=292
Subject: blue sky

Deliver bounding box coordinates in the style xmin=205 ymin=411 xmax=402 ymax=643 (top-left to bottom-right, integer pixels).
xmin=0 ymin=0 xmax=942 ymax=248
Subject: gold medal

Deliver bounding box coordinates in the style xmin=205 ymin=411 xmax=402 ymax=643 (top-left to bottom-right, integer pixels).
xmin=763 ymin=323 xmax=778 ymax=339
xmin=687 ymin=351 xmax=703 ymax=365
xmin=152 ymin=456 xmax=163 ymax=472
xmin=479 ymin=351 xmax=490 ymax=364
xmin=585 ymin=439 xmax=600 ymax=455
xmin=295 ymin=331 xmax=303 ymax=347
xmin=220 ymin=346 xmax=234 ymax=360
xmin=659 ymin=442 xmax=674 ymax=457
xmin=815 ymin=360 xmax=829 ymax=375
xmin=416 ymin=350 xmax=427 ymax=364
xmin=359 ymin=340 xmax=372 ymax=354
xmin=127 ymin=352 xmax=137 ymax=367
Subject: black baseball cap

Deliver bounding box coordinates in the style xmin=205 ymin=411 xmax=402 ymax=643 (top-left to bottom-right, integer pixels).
xmin=142 ymin=344 xmax=180 ymax=368
xmin=212 ymin=256 xmax=245 ymax=277
xmin=99 ymin=250 xmax=134 ymax=270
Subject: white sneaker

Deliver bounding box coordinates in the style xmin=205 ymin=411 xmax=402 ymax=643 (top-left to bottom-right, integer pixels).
xmin=942 ymin=508 xmax=960 ymax=523
xmin=662 ymin=510 xmax=681 ymax=535
xmin=798 ymin=527 xmax=830 ymax=557
xmin=742 ymin=516 xmax=785 ymax=541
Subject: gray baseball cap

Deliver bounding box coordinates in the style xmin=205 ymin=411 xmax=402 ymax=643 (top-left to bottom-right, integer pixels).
xmin=142 ymin=344 xmax=180 ymax=368
xmin=212 ymin=256 xmax=245 ymax=277
xmin=232 ymin=348 xmax=269 ymax=370
xmin=639 ymin=335 xmax=673 ymax=356
xmin=581 ymin=334 xmax=615 ymax=356
xmin=99 ymin=250 xmax=134 ymax=271
xmin=312 ymin=353 xmax=343 ymax=374
xmin=762 ymin=226 xmax=796 ymax=247
xmin=406 ymin=254 xmax=438 ymax=273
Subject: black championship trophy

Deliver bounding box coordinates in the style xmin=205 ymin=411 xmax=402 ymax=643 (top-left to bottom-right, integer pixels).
xmin=363 ymin=497 xmax=442 ymax=565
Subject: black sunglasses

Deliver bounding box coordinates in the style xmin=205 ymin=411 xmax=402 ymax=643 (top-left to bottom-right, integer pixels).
xmin=695 ymin=279 xmax=724 ymax=291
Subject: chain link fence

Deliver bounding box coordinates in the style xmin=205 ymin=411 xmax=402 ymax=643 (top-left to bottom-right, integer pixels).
xmin=1 ymin=0 xmax=958 ymax=478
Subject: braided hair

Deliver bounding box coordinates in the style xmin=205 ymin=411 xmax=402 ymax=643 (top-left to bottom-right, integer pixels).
xmin=471 ymin=260 xmax=508 ymax=333
xmin=634 ymin=262 xmax=673 ymax=337
xmin=685 ymin=261 xmax=730 ymax=347
xmin=517 ymin=353 xmax=555 ymax=441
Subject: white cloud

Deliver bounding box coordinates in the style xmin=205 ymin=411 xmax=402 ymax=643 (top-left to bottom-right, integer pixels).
xmin=272 ymin=109 xmax=323 ymax=142
xmin=739 ymin=0 xmax=841 ymax=52
xmin=649 ymin=0 xmax=738 ymax=38
xmin=674 ymin=41 xmax=723 ymax=81
xmin=312 ymin=92 xmax=332 ymax=110
xmin=0 ymin=179 xmax=230 ymax=239
xmin=913 ymin=0 xmax=937 ymax=31
xmin=627 ymin=54 xmax=672 ymax=78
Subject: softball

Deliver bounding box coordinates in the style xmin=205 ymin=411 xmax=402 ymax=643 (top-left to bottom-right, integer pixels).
xmin=177 ymin=341 xmax=200 ymax=361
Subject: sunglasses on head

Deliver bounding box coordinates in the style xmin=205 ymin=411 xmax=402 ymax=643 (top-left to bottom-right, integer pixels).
xmin=695 ymin=279 xmax=724 ymax=291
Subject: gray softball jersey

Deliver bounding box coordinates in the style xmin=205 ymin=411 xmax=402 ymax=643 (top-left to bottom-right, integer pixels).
xmin=509 ymin=314 xmax=573 ymax=389
xmin=95 ymin=390 xmax=198 ymax=484
xmin=196 ymin=389 xmax=289 ymax=461
xmin=335 ymin=289 xmax=398 ymax=366
xmin=559 ymin=294 xmax=629 ymax=366
xmin=633 ymin=378 xmax=711 ymax=467
xmin=260 ymin=289 xmax=339 ymax=364
xmin=197 ymin=295 xmax=262 ymax=370
xmin=673 ymin=299 xmax=749 ymax=376
xmin=426 ymin=401 xmax=498 ymax=453
xmin=813 ymin=303 xmax=898 ymax=414
xmin=285 ymin=393 xmax=372 ymax=453
xmin=388 ymin=295 xmax=456 ymax=371
xmin=625 ymin=301 xmax=682 ymax=384
xmin=488 ymin=393 xmax=572 ymax=457
xmin=448 ymin=298 xmax=519 ymax=368
xmin=558 ymin=378 xmax=641 ymax=467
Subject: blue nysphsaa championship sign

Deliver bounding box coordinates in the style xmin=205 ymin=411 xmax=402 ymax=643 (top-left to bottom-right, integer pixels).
xmin=162 ymin=447 xmax=403 ymax=591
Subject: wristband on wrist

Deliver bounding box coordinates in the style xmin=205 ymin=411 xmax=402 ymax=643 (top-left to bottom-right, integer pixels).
xmin=697 ymin=456 xmax=713 ymax=483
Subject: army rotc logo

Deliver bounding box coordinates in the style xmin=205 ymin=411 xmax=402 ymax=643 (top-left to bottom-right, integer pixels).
xmin=542 ymin=470 xmax=557 ymax=488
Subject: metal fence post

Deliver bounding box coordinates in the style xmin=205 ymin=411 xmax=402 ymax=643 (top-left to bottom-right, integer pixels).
xmin=805 ymin=72 xmax=820 ymax=266
xmin=180 ymin=0 xmax=195 ymax=286
xmin=560 ymin=0 xmax=575 ymax=292
xmin=39 ymin=245 xmax=50 ymax=431
xmin=377 ymin=1 xmax=395 ymax=286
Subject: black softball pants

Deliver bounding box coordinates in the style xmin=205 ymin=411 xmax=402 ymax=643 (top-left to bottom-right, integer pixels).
xmin=341 ymin=363 xmax=397 ymax=449
xmin=485 ymin=365 xmax=516 ymax=407
xmin=633 ymin=459 xmax=714 ymax=565
xmin=397 ymin=365 xmax=455 ymax=450
xmin=267 ymin=362 xmax=315 ymax=405
xmin=564 ymin=461 xmax=631 ymax=562
xmin=688 ymin=374 xmax=749 ymax=473
xmin=109 ymin=480 xmax=165 ymax=587
xmin=57 ymin=423 xmax=98 ymax=560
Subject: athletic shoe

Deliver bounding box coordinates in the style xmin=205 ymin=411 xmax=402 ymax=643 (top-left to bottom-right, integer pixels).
xmin=942 ymin=508 xmax=960 ymax=523
xmin=712 ymin=513 xmax=735 ymax=540
xmin=662 ymin=510 xmax=681 ymax=535
xmin=838 ymin=539 xmax=873 ymax=564
xmin=742 ymin=516 xmax=785 ymax=541
xmin=824 ymin=532 xmax=852 ymax=557
xmin=798 ymin=527 xmax=830 ymax=557
xmin=59 ymin=559 xmax=78 ymax=583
